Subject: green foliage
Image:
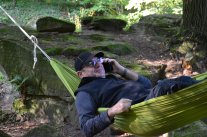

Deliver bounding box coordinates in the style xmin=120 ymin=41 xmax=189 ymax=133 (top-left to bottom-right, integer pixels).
xmin=0 ymin=16 xmax=10 ymax=24
xmin=125 ymin=0 xmax=183 ymax=27
xmin=0 ymin=0 xmax=69 ymax=25
xmin=0 ymin=0 xmax=182 ymax=31
xmin=0 ymin=72 xmax=4 ymax=82
xmin=75 ymin=0 xmax=128 ymax=16
xmin=13 ymin=99 xmax=28 ymax=114
xmin=9 ymin=75 xmax=29 ymax=91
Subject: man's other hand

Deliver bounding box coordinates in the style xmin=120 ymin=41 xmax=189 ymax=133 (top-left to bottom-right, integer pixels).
xmin=107 ymin=98 xmax=132 ymax=119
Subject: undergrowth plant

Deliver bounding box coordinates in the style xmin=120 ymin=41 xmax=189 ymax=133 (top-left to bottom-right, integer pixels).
xmin=0 ymin=72 xmax=4 ymax=82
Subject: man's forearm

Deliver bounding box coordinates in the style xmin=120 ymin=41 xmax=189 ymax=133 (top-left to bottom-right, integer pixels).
xmin=76 ymin=93 xmax=113 ymax=137
xmin=81 ymin=112 xmax=112 ymax=137
xmin=116 ymin=67 xmax=139 ymax=81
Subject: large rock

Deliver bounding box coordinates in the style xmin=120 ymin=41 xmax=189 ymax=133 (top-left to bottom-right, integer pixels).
xmin=0 ymin=39 xmax=71 ymax=97
xmin=131 ymin=14 xmax=181 ymax=37
xmin=174 ymin=121 xmax=207 ymax=136
xmin=36 ymin=17 xmax=75 ymax=33
xmin=13 ymin=98 xmax=71 ymax=124
xmin=22 ymin=125 xmax=64 ymax=137
xmin=0 ymin=81 xmax=20 ymax=113
xmin=82 ymin=17 xmax=127 ymax=32
xmin=0 ymin=25 xmax=73 ymax=98
xmin=0 ymin=25 xmax=78 ymax=125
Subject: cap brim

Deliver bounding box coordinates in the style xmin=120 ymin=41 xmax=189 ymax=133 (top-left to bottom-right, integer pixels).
xmin=94 ymin=52 xmax=104 ymax=58
xmin=82 ymin=52 xmax=104 ymax=67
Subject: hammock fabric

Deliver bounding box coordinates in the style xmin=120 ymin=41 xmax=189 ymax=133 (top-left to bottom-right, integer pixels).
xmin=51 ymin=58 xmax=207 ymax=136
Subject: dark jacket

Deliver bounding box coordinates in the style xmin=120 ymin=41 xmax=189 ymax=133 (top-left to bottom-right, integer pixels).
xmin=75 ymin=75 xmax=152 ymax=137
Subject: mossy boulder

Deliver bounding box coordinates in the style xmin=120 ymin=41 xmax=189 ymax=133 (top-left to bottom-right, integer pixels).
xmin=92 ymin=18 xmax=127 ymax=32
xmin=22 ymin=125 xmax=64 ymax=137
xmin=82 ymin=16 xmax=127 ymax=32
xmin=131 ymin=14 xmax=181 ymax=37
xmin=36 ymin=17 xmax=75 ymax=33
xmin=13 ymin=97 xmax=70 ymax=124
xmin=0 ymin=38 xmax=71 ymax=97
xmin=81 ymin=16 xmax=94 ymax=26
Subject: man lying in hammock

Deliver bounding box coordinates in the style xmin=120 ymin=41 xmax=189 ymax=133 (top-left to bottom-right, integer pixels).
xmin=74 ymin=51 xmax=198 ymax=137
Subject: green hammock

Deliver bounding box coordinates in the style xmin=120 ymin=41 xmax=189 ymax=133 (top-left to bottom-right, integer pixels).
xmin=50 ymin=58 xmax=207 ymax=136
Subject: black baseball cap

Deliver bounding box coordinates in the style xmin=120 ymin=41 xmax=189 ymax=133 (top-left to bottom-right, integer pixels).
xmin=74 ymin=51 xmax=104 ymax=71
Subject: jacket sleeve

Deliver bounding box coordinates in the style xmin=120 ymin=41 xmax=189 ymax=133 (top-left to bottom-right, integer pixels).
xmin=137 ymin=75 xmax=152 ymax=89
xmin=75 ymin=92 xmax=113 ymax=137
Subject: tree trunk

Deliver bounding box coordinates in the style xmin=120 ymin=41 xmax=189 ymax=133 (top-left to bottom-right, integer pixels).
xmin=183 ymin=0 xmax=207 ymax=37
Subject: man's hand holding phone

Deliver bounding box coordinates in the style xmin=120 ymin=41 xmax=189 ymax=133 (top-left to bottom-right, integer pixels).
xmin=102 ymin=58 xmax=125 ymax=75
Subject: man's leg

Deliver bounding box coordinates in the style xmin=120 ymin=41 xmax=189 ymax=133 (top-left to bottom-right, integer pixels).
xmin=145 ymin=76 xmax=198 ymax=100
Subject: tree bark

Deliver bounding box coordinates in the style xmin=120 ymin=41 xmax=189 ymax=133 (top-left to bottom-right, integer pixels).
xmin=183 ymin=0 xmax=207 ymax=37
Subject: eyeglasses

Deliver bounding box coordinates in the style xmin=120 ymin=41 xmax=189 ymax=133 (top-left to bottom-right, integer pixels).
xmin=84 ymin=57 xmax=103 ymax=67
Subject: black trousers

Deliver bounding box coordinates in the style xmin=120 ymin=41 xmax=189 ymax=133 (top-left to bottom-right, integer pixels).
xmin=145 ymin=76 xmax=198 ymax=101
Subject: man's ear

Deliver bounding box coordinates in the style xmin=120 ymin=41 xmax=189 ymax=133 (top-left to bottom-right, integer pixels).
xmin=77 ymin=71 xmax=83 ymax=78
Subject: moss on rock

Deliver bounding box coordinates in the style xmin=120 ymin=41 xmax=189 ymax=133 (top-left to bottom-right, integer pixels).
xmin=62 ymin=46 xmax=90 ymax=56
xmin=13 ymin=99 xmax=29 ymax=114
xmin=92 ymin=43 xmax=135 ymax=55
xmin=178 ymin=41 xmax=194 ymax=54
xmin=89 ymin=34 xmax=108 ymax=42
xmin=36 ymin=17 xmax=75 ymax=33
xmin=124 ymin=62 xmax=151 ymax=78
xmin=45 ymin=47 xmax=63 ymax=56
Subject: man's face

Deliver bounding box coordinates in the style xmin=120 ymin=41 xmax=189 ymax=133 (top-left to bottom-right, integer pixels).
xmin=77 ymin=57 xmax=106 ymax=78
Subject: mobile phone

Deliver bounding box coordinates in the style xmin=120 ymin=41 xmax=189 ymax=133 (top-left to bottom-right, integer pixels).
xmin=103 ymin=62 xmax=113 ymax=73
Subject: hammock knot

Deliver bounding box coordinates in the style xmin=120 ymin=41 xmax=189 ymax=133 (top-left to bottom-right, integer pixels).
xmin=30 ymin=35 xmax=38 ymax=69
